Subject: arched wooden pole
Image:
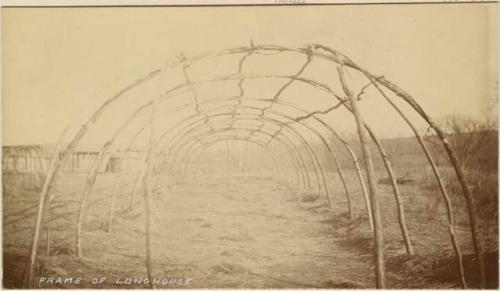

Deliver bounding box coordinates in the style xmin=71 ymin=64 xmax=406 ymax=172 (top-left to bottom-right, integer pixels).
xmin=132 ymin=129 xmax=303 ymax=210
xmin=161 ymin=107 xmax=319 ymax=191
xmin=362 ymin=72 xmax=467 ymax=287
xmin=22 ymin=128 xmax=68 ymax=288
xmin=171 ymin=125 xmax=317 ymax=199
xmin=193 ymin=140 xmax=292 ymax=185
xmin=163 ymin=114 xmax=318 ymax=194
xmin=107 ymin=126 xmax=148 ymax=233
xmin=151 ymin=105 xmax=310 ymax=187
xmin=75 ymin=143 xmax=110 ymax=257
xmin=173 ymin=114 xmax=350 ymax=215
xmin=155 ymin=104 xmax=342 ymax=202
xmin=75 ymin=103 xmax=151 ymax=257
xmin=179 ymin=123 xmax=320 ymax=189
xmin=182 ymin=137 xmax=296 ymax=187
xmin=338 ymin=66 xmax=385 ymax=288
xmin=163 ymin=114 xmax=331 ymax=207
xmin=173 ymin=129 xmax=308 ymax=186
xmin=176 ymin=133 xmax=301 ymax=188
xmin=178 ymin=136 xmax=297 ymax=185
xmin=363 ymin=123 xmax=414 ymax=256
xmin=152 ymin=122 xmax=307 ymax=193
xmin=140 ymin=76 xmax=162 ymax=289
xmin=307 ymin=116 xmax=373 ymax=230
xmin=151 ymin=120 xmax=306 ymax=187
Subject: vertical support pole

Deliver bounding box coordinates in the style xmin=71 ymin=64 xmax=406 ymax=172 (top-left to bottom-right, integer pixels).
xmin=338 ymin=66 xmax=385 ymax=288
xmin=332 ymin=154 xmax=353 ymax=220
xmin=45 ymin=183 xmax=55 ymax=258
xmin=22 ymin=128 xmax=67 ymax=288
xmin=129 ymin=165 xmax=145 ymax=211
xmin=75 ymin=145 xmax=110 ymax=257
xmin=435 ymin=133 xmax=486 ymax=288
xmin=142 ymin=134 xmax=155 ymax=288
xmin=45 ymin=229 xmax=51 ymax=256
xmin=364 ymin=125 xmax=414 ymax=256
xmin=347 ymin=145 xmax=373 ymax=229
xmin=140 ymin=66 xmax=164 ymax=289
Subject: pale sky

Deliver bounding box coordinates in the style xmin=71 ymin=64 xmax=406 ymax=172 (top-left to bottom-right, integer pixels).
xmin=2 ymin=4 xmax=498 ymax=146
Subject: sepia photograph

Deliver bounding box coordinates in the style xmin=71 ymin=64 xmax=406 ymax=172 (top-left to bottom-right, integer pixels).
xmin=1 ymin=1 xmax=498 ymax=289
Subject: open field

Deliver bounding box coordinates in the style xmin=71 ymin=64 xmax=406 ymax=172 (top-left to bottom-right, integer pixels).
xmin=3 ymin=159 xmax=498 ymax=288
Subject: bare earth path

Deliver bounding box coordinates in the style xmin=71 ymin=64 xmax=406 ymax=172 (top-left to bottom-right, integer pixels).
xmin=78 ymin=174 xmax=374 ymax=288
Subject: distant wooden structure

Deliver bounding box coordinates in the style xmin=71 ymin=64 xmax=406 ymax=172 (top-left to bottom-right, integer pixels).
xmin=2 ymin=145 xmax=48 ymax=175
xmin=2 ymin=145 xmax=142 ymax=174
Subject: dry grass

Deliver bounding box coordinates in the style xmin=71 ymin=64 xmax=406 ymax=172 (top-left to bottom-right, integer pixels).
xmin=2 ymin=158 xmax=498 ymax=288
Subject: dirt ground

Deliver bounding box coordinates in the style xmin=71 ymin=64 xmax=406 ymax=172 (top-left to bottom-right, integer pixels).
xmin=3 ymin=170 xmax=498 ymax=288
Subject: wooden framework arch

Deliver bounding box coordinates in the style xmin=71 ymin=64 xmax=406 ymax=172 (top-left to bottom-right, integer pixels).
xmin=23 ymin=43 xmax=484 ymax=289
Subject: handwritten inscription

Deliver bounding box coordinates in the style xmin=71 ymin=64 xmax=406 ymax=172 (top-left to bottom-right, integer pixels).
xmin=38 ymin=276 xmax=193 ymax=286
